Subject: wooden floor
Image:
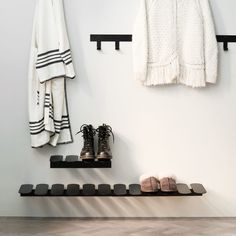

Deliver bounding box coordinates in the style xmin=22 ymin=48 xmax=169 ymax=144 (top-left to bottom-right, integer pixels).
xmin=0 ymin=218 xmax=236 ymax=236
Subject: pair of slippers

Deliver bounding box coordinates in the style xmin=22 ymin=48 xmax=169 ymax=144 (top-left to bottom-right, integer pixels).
xmin=140 ymin=174 xmax=177 ymax=193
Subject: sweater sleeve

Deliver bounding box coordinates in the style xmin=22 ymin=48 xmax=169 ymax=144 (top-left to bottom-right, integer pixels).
xmin=35 ymin=0 xmax=75 ymax=83
xmin=35 ymin=0 xmax=66 ymax=83
xmin=199 ymin=0 xmax=218 ymax=84
xmin=52 ymin=0 xmax=75 ymax=80
xmin=132 ymin=0 xmax=148 ymax=82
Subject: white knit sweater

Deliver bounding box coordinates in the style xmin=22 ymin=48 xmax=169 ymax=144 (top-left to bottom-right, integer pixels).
xmin=133 ymin=0 xmax=218 ymax=88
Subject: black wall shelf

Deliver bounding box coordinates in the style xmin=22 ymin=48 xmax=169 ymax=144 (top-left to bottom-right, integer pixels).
xmin=90 ymin=34 xmax=236 ymax=51
xmin=50 ymin=155 xmax=112 ymax=169
xmin=19 ymin=183 xmax=206 ymax=197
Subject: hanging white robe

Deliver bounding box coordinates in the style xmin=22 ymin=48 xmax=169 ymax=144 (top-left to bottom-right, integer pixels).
xmin=29 ymin=0 xmax=76 ymax=148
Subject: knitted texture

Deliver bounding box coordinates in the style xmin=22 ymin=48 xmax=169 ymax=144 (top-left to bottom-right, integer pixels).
xmin=133 ymin=0 xmax=218 ymax=88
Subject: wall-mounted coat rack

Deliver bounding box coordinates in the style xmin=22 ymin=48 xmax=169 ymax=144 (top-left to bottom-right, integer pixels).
xmin=90 ymin=34 xmax=132 ymax=50
xmin=90 ymin=34 xmax=236 ymax=51
xmin=216 ymin=35 xmax=236 ymax=51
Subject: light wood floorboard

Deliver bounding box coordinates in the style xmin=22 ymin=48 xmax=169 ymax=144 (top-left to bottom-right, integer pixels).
xmin=0 ymin=218 xmax=236 ymax=236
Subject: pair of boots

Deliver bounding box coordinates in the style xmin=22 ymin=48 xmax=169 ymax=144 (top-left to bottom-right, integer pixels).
xmin=76 ymin=124 xmax=114 ymax=161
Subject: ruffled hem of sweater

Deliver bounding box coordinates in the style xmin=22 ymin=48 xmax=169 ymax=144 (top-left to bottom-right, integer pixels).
xmin=179 ymin=65 xmax=206 ymax=88
xmin=143 ymin=59 xmax=207 ymax=88
xmin=143 ymin=58 xmax=179 ymax=86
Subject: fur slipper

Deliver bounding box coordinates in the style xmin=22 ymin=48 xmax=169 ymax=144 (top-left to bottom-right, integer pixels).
xmin=139 ymin=174 xmax=159 ymax=193
xmin=159 ymin=174 xmax=177 ymax=192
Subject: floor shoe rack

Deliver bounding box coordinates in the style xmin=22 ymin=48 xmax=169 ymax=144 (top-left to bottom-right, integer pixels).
xmin=19 ymin=183 xmax=206 ymax=197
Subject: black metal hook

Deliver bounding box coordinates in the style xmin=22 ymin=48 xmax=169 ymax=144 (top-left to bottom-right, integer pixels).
xmin=223 ymin=42 xmax=228 ymax=51
xmin=90 ymin=34 xmax=132 ymax=50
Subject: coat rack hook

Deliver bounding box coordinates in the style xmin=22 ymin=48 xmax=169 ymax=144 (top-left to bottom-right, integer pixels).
xmin=97 ymin=41 xmax=101 ymax=50
xmin=223 ymin=41 xmax=228 ymax=51
xmin=115 ymin=41 xmax=120 ymax=50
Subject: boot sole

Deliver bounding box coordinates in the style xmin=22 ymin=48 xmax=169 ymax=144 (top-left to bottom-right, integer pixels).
xmin=80 ymin=156 xmax=95 ymax=161
xmin=97 ymin=155 xmax=112 ymax=161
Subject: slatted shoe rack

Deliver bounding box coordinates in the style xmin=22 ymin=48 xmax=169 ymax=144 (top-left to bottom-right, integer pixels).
xmin=19 ymin=183 xmax=206 ymax=197
xmin=19 ymin=155 xmax=207 ymax=198
xmin=50 ymin=155 xmax=112 ymax=168
xmin=90 ymin=34 xmax=236 ymax=51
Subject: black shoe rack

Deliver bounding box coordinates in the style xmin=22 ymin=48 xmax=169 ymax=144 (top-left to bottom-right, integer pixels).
xmin=19 ymin=183 xmax=206 ymax=197
xmin=50 ymin=155 xmax=112 ymax=169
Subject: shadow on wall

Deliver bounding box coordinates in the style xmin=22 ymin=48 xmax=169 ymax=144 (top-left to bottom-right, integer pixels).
xmin=30 ymin=132 xmax=141 ymax=184
xmin=60 ymin=132 xmax=141 ymax=184
xmin=20 ymin=196 xmax=212 ymax=217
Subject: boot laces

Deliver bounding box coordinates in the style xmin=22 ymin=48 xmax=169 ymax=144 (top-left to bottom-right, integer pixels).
xmin=97 ymin=124 xmax=114 ymax=146
xmin=76 ymin=124 xmax=95 ymax=148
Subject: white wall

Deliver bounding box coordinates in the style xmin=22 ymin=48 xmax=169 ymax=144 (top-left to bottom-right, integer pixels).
xmin=0 ymin=0 xmax=236 ymax=217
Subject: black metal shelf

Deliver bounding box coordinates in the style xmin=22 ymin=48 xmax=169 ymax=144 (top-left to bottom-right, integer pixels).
xmin=19 ymin=183 xmax=206 ymax=197
xmin=50 ymin=155 xmax=112 ymax=169
xmin=90 ymin=34 xmax=236 ymax=51
xmin=19 ymin=190 xmax=202 ymax=197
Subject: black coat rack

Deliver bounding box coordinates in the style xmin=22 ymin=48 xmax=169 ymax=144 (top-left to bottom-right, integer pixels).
xmin=90 ymin=34 xmax=236 ymax=51
xmin=90 ymin=34 xmax=132 ymax=50
xmin=216 ymin=35 xmax=236 ymax=51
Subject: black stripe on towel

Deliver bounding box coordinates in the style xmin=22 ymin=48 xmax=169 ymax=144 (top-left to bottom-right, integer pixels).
xmin=37 ymin=49 xmax=71 ymax=60
xmin=61 ymin=51 xmax=71 ymax=57
xmin=36 ymin=49 xmax=72 ymax=69
xmin=30 ymin=127 xmax=46 ymax=135
xmin=37 ymin=53 xmax=61 ymax=62
xmin=37 ymin=50 xmax=71 ymax=62
xmin=36 ymin=56 xmax=63 ymax=66
xmin=61 ymin=49 xmax=71 ymax=55
xmin=54 ymin=122 xmax=70 ymax=128
xmin=54 ymin=116 xmax=69 ymax=123
xmin=29 ymin=117 xmax=44 ymax=125
xmin=61 ymin=52 xmax=71 ymax=58
xmin=55 ymin=126 xmax=71 ymax=134
xmin=36 ymin=60 xmax=64 ymax=69
xmin=38 ymin=49 xmax=60 ymax=57
xmin=63 ymin=56 xmax=72 ymax=63
xmin=30 ymin=123 xmax=45 ymax=131
xmin=30 ymin=121 xmax=44 ymax=128
xmin=44 ymin=102 xmax=53 ymax=106
xmin=54 ymin=119 xmax=70 ymax=124
xmin=55 ymin=123 xmax=71 ymax=129
xmin=65 ymin=60 xmax=72 ymax=65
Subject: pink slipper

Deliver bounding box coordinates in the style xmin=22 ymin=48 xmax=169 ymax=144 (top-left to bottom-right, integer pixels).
xmin=139 ymin=174 xmax=160 ymax=193
xmin=159 ymin=174 xmax=177 ymax=192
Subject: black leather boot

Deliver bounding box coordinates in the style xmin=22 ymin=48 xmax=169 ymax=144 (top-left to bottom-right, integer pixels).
xmin=96 ymin=124 xmax=114 ymax=160
xmin=76 ymin=124 xmax=95 ymax=160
